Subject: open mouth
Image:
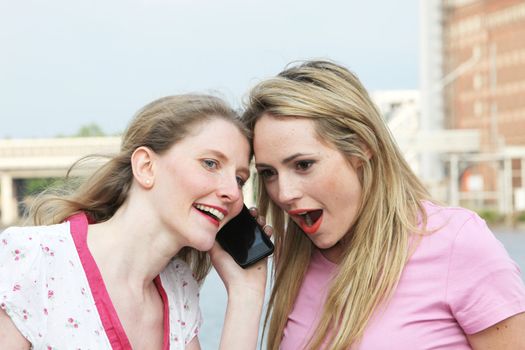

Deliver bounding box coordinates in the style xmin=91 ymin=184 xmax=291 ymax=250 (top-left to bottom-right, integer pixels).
xmin=194 ymin=204 xmax=225 ymax=223
xmin=289 ymin=209 xmax=323 ymax=235
xmin=299 ymin=209 xmax=322 ymax=227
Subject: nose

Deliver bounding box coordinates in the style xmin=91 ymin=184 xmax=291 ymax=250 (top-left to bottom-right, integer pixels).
xmin=216 ymin=174 xmax=242 ymax=203
xmin=276 ymin=174 xmax=302 ymax=205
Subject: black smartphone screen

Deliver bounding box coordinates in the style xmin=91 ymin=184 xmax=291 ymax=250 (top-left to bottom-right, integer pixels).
xmin=216 ymin=205 xmax=274 ymax=268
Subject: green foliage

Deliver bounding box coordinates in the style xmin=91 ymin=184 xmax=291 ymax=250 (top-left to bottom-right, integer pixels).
xmin=517 ymin=211 xmax=525 ymax=223
xmin=75 ymin=123 xmax=105 ymax=137
xmin=24 ymin=178 xmax=65 ymax=196
xmin=476 ymin=209 xmax=504 ymax=225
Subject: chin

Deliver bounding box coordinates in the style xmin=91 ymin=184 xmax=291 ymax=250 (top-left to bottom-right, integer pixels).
xmin=311 ymin=236 xmax=337 ymax=250
xmin=311 ymin=240 xmax=330 ymax=250
xmin=191 ymin=235 xmax=217 ymax=252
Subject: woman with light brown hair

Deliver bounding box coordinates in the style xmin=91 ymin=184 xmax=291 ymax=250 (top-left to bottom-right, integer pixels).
xmin=242 ymin=60 xmax=525 ymax=349
xmin=0 ymin=94 xmax=268 ymax=349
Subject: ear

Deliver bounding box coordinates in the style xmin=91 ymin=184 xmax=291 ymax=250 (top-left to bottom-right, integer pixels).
xmin=363 ymin=146 xmax=373 ymax=160
xmin=350 ymin=146 xmax=373 ymax=169
xmin=131 ymin=146 xmax=156 ymax=189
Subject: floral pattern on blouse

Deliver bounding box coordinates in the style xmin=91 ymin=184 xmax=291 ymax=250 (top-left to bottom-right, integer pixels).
xmin=0 ymin=219 xmax=202 ymax=349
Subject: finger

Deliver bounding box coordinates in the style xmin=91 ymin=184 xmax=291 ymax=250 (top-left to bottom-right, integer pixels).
xmin=262 ymin=224 xmax=273 ymax=237
xmin=249 ymin=207 xmax=258 ymax=218
xmin=257 ymin=216 xmax=266 ymax=227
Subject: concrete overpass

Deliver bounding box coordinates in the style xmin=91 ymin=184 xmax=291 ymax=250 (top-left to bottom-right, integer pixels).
xmin=0 ymin=137 xmax=120 ymax=226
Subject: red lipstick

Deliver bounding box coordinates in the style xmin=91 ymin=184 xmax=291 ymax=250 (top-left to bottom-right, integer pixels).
xmin=288 ymin=209 xmax=323 ymax=235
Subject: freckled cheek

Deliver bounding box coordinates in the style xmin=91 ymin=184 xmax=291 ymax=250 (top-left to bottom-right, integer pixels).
xmin=314 ymin=171 xmax=360 ymax=208
xmin=320 ymin=174 xmax=338 ymax=191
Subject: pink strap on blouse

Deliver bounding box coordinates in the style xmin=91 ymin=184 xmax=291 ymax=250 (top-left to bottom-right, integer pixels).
xmin=67 ymin=213 xmax=170 ymax=350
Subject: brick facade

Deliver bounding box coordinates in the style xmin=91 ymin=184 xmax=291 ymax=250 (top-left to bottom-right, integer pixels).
xmin=443 ymin=0 xmax=525 ymax=150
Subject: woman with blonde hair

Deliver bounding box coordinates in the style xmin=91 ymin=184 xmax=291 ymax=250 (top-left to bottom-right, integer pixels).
xmin=0 ymin=94 xmax=268 ymax=349
xmin=242 ymin=60 xmax=525 ymax=349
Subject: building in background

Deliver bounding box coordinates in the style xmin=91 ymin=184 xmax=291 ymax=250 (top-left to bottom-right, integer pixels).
xmin=443 ymin=0 xmax=525 ymax=148
xmin=421 ymin=0 xmax=525 ymax=218
xmin=372 ymin=90 xmax=421 ymax=175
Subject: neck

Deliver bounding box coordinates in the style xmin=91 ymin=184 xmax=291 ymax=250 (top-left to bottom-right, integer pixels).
xmin=320 ymin=243 xmax=344 ymax=264
xmin=86 ymin=198 xmax=182 ymax=293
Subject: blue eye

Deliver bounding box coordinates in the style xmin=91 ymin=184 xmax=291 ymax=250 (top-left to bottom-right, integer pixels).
xmin=202 ymin=159 xmax=218 ymax=169
xmin=236 ymin=176 xmax=246 ymax=188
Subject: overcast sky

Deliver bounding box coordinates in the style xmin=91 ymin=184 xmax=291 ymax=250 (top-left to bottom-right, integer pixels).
xmin=0 ymin=0 xmax=420 ymax=138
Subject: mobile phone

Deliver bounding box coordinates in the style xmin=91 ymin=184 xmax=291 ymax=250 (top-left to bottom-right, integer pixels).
xmin=216 ymin=205 xmax=274 ymax=268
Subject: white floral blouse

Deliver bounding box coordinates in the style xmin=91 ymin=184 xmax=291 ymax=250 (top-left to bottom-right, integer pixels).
xmin=0 ymin=213 xmax=202 ymax=349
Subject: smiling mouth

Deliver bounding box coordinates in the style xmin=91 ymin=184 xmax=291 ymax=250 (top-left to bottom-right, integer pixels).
xmin=194 ymin=204 xmax=225 ymax=222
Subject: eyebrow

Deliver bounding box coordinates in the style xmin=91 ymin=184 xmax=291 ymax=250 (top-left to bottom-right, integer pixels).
xmin=256 ymin=153 xmax=311 ymax=168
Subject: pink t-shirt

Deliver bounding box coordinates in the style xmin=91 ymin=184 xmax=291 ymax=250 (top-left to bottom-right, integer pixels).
xmin=281 ymin=202 xmax=525 ymax=349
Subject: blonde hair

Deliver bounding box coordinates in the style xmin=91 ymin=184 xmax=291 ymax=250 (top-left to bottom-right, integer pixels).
xmin=30 ymin=94 xmax=247 ymax=282
xmin=242 ymin=60 xmax=430 ymax=349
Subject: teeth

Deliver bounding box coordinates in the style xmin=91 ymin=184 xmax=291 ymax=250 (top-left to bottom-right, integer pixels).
xmin=195 ymin=204 xmax=225 ymax=221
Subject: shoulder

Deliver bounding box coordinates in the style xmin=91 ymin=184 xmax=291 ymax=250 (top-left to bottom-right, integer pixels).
xmin=0 ymin=222 xmax=76 ymax=344
xmin=420 ymin=201 xmax=499 ymax=249
xmin=422 ymin=202 xmax=513 ymax=275
xmin=0 ymin=222 xmax=75 ymax=292
xmin=417 ymin=201 xmax=496 ymax=262
xmin=1 ymin=222 xmax=71 ymax=250
xmin=415 ymin=201 xmax=515 ymax=281
xmin=1 ymin=222 xmax=72 ymax=268
xmin=419 ymin=201 xmax=518 ymax=263
xmin=426 ymin=205 xmax=525 ymax=333
xmin=0 ymin=221 xmax=74 ymax=283
xmin=422 ymin=201 xmax=480 ymax=235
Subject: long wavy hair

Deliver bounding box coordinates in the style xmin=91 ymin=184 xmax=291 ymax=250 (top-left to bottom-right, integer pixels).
xmin=29 ymin=94 xmax=248 ymax=282
xmin=242 ymin=60 xmax=431 ymax=349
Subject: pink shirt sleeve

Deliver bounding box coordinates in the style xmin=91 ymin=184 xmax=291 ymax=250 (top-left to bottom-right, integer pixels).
xmin=446 ymin=214 xmax=525 ymax=334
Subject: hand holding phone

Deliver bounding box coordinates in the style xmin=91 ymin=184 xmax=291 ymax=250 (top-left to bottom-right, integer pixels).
xmin=216 ymin=205 xmax=274 ymax=268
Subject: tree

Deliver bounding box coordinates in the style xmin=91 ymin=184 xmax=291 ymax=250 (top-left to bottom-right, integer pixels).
xmin=75 ymin=123 xmax=105 ymax=137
